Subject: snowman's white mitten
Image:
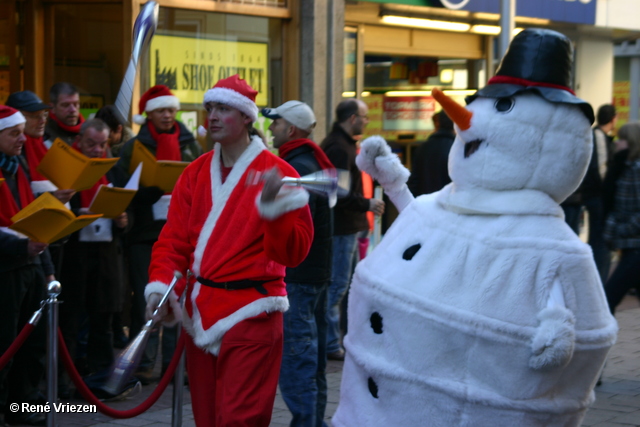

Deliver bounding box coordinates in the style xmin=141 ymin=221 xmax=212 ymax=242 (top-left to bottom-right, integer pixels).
xmin=357 ymin=136 xmax=414 ymax=211
xmin=529 ymin=306 xmax=575 ymax=370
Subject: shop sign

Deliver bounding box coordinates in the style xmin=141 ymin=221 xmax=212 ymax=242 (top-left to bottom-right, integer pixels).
xmin=150 ymin=35 xmax=268 ymax=106
xmin=363 ymin=0 xmax=596 ymax=25
xmin=382 ymin=96 xmax=436 ymax=131
xmin=613 ymin=81 xmax=630 ymax=131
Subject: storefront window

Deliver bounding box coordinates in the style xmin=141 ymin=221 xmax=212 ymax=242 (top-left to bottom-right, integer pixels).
xmin=144 ymin=8 xmax=283 ymax=144
xmin=53 ymin=3 xmax=124 ymax=116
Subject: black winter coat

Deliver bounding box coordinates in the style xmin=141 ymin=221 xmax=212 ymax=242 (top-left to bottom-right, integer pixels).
xmin=320 ymin=124 xmax=369 ymax=235
xmin=281 ymin=143 xmax=333 ymax=284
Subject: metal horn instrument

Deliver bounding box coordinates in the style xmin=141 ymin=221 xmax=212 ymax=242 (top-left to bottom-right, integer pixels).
xmin=113 ymin=1 xmax=159 ymax=124
xmin=281 ymin=169 xmax=350 ymax=208
xmin=103 ymin=271 xmax=182 ymax=395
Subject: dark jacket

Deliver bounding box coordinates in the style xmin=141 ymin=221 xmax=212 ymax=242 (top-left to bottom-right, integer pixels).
xmin=321 ymin=123 xmax=369 ymax=235
xmin=0 ymin=164 xmax=54 ymax=274
xmin=565 ymin=128 xmax=614 ymax=205
xmin=44 ymin=118 xmax=79 ymax=145
xmin=59 ymin=169 xmax=129 ymax=312
xmin=407 ymin=129 xmax=455 ymax=197
xmin=281 ymin=142 xmax=333 ymax=284
xmin=116 ymin=121 xmax=202 ymax=245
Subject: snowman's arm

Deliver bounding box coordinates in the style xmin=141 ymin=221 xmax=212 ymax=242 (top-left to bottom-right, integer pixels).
xmin=529 ymin=278 xmax=575 ymax=370
xmin=356 ymin=136 xmax=414 ymax=212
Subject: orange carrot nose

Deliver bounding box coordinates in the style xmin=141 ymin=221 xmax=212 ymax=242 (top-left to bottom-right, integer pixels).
xmin=431 ymin=88 xmax=473 ymax=131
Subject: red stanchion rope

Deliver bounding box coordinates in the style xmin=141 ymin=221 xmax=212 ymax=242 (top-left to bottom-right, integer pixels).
xmin=0 ymin=323 xmax=35 ymax=371
xmin=58 ymin=328 xmax=186 ymax=419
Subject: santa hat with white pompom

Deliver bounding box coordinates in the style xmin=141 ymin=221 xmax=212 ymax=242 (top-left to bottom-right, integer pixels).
xmin=197 ymin=75 xmax=259 ymax=137
xmin=133 ymin=85 xmax=180 ymax=125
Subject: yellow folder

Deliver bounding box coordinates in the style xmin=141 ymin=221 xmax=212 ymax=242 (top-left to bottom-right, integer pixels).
xmin=129 ymin=140 xmax=188 ymax=192
xmin=37 ymin=138 xmax=119 ymax=191
xmin=0 ymin=178 xmax=4 ymax=187
xmin=9 ymin=192 xmax=102 ymax=243
xmin=88 ymin=186 xmax=136 ymax=219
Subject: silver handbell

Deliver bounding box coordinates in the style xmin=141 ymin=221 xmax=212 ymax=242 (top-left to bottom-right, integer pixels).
xmin=281 ymin=169 xmax=350 ymax=208
xmin=114 ymin=1 xmax=159 ymax=124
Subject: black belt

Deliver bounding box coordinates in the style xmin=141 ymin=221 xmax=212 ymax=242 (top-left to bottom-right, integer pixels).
xmin=196 ymin=277 xmax=268 ymax=295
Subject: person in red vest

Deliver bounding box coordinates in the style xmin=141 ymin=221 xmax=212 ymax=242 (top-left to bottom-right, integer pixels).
xmin=0 ymin=105 xmax=52 ymax=426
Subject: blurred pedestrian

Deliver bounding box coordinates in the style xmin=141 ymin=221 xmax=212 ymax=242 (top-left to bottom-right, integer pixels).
xmin=603 ymin=122 xmax=640 ymax=313
xmin=321 ymin=99 xmax=384 ymax=361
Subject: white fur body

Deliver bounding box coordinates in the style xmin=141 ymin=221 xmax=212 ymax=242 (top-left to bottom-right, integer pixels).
xmin=335 ymin=94 xmax=617 ymax=426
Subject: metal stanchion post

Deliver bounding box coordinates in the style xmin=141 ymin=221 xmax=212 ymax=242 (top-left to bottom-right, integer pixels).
xmin=172 ymin=292 xmax=186 ymax=427
xmin=46 ymin=281 xmax=61 ymax=427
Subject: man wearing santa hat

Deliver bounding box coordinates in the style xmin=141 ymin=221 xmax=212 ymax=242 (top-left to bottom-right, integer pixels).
xmin=145 ymin=75 xmax=314 ymax=426
xmin=0 ymin=105 xmax=53 ymax=426
xmin=116 ymin=84 xmax=202 ymax=382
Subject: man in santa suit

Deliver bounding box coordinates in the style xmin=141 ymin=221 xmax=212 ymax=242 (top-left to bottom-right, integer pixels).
xmin=6 ymin=90 xmax=76 ymax=203
xmin=0 ymin=105 xmax=53 ymax=426
xmin=145 ymin=75 xmax=314 ymax=426
xmin=116 ymin=84 xmax=202 ymax=382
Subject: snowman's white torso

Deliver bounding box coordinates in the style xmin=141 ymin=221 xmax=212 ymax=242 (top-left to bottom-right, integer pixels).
xmin=333 ymin=189 xmax=617 ymax=427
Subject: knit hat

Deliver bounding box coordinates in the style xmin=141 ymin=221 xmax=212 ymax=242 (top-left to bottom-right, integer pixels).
xmin=133 ymin=85 xmax=180 ymax=125
xmin=0 ymin=105 xmax=26 ymax=132
xmin=203 ymin=75 xmax=259 ymax=122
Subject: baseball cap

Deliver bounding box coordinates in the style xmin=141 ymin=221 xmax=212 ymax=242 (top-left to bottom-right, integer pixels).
xmin=261 ymin=101 xmax=316 ymax=132
xmin=6 ymin=91 xmax=51 ymax=112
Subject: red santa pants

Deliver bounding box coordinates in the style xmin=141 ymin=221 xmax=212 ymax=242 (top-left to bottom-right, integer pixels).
xmin=185 ymin=311 xmax=284 ymax=427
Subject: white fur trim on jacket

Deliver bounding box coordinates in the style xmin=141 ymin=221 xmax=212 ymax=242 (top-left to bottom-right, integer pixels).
xmin=182 ymin=291 xmax=289 ymax=356
xmin=191 ymin=135 xmax=265 ymax=277
xmin=0 ymin=111 xmax=25 ymax=131
xmin=144 ymin=281 xmax=182 ymax=326
xmin=529 ymin=305 xmax=576 ymax=370
xmin=145 ymin=95 xmax=180 ymax=113
xmin=256 ymin=186 xmax=309 ymax=220
xmin=202 ymin=87 xmax=259 ymax=122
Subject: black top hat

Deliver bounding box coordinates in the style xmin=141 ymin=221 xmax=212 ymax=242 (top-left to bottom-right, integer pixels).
xmin=468 ymin=28 xmax=594 ymax=124
xmin=6 ymin=90 xmax=50 ymax=112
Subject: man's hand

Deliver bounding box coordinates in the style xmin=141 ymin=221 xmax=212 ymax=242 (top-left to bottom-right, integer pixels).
xmin=145 ymin=292 xmax=168 ymax=322
xmin=368 ymin=199 xmax=385 ymax=216
xmin=260 ymin=167 xmax=284 ymax=203
xmin=27 ymin=241 xmax=48 ymax=257
xmin=52 ymin=189 xmax=76 ymax=204
xmin=114 ymin=212 xmax=128 ymax=229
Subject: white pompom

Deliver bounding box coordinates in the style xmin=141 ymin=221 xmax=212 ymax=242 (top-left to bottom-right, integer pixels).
xmin=133 ymin=114 xmax=146 ymax=125
xmin=197 ymin=125 xmax=207 ymax=137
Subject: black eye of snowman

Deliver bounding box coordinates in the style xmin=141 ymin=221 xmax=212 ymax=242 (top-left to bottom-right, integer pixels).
xmin=495 ymin=97 xmax=515 ymax=113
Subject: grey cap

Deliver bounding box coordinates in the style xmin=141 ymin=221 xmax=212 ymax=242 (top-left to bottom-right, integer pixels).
xmin=262 ymin=100 xmax=316 ymax=132
xmin=6 ymin=91 xmax=51 ymax=112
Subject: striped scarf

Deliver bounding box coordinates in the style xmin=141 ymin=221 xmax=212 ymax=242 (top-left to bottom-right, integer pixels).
xmin=0 ymin=152 xmax=19 ymax=175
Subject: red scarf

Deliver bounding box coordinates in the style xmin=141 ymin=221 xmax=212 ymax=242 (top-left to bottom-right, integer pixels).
xmin=279 ymin=138 xmax=334 ymax=170
xmin=147 ymin=122 xmax=181 ymax=161
xmin=49 ymin=111 xmax=85 ymax=134
xmin=24 ymin=135 xmax=50 ymax=181
xmin=71 ymin=142 xmax=109 ymax=208
xmin=0 ymin=167 xmax=35 ymax=226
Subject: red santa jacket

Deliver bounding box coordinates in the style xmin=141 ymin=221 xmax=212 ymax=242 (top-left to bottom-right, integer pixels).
xmin=145 ymin=135 xmax=313 ymax=354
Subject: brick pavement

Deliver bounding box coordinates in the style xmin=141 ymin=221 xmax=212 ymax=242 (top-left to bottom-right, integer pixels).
xmin=18 ymin=296 xmax=640 ymax=427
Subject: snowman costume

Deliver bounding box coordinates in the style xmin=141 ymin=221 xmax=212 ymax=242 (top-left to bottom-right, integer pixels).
xmin=333 ymin=29 xmax=617 ymax=427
